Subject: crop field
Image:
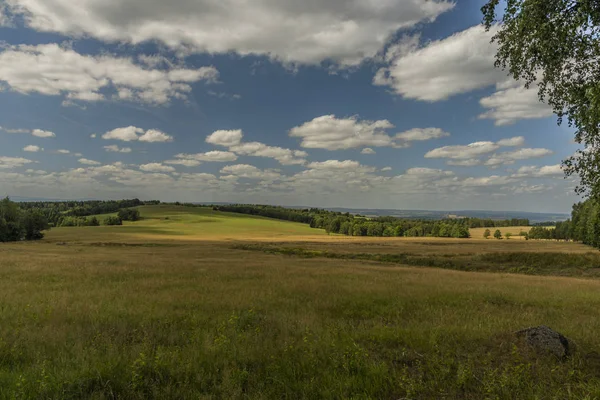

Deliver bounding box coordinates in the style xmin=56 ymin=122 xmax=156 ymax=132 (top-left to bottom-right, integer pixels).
xmin=1 ymin=205 xmax=600 ymax=399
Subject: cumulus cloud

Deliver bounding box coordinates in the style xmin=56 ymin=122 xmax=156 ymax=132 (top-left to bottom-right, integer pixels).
xmin=485 ymin=148 xmax=553 ymax=167
xmin=78 ymin=158 xmax=101 ymax=166
xmin=0 ymin=156 xmax=33 ymax=169
xmin=374 ymin=25 xmax=503 ymax=101
xmin=479 ymin=84 xmax=554 ymax=126
xmin=90 ymin=134 xmax=97 ymax=138
xmin=425 ymin=136 xmax=535 ymax=166
xmin=207 ymin=129 xmax=307 ymax=165
xmin=497 ymin=136 xmax=525 ymax=147
xmin=361 ymin=148 xmax=376 ymax=155
xmin=139 ymin=129 xmax=174 ymax=143
xmin=164 ymin=159 xmax=202 ymax=167
xmin=104 ymin=145 xmax=132 ymax=153
xmin=32 ymin=129 xmax=55 ymax=138
xmin=425 ymin=141 xmax=501 ymax=160
xmin=220 ymin=164 xmax=281 ymax=180
xmin=2 ymin=127 xmax=29 ymax=134
xmin=395 ymin=127 xmax=450 ymax=142
xmin=206 ymin=130 xmax=243 ymax=147
xmin=56 ymin=149 xmax=70 ymax=154
xmin=374 ymin=24 xmax=555 ymax=125
xmin=289 ymin=116 xmax=448 ymax=150
xmin=3 ymin=0 xmax=454 ymax=67
xmin=102 ymin=126 xmax=173 ymax=143
xmin=139 ymin=163 xmax=176 ymax=173
xmin=289 ymin=115 xmax=395 ymax=150
xmin=0 ymin=44 xmax=219 ymax=105
xmin=381 ymin=167 xmax=392 ymax=172
xmin=173 ymin=151 xmax=238 ymax=163
xmin=23 ymin=145 xmax=42 ymax=152
xmin=513 ymin=165 xmax=564 ymax=178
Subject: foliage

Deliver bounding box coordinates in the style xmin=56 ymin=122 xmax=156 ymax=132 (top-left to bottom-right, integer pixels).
xmin=118 ymin=208 xmax=141 ymax=222
xmin=104 ymin=216 xmax=123 ymax=226
xmin=505 ymin=232 xmax=513 ymax=240
xmin=484 ymin=229 xmax=491 ymax=239
xmin=483 ymin=0 xmax=600 ymax=196
xmin=0 ymin=197 xmax=49 ymax=242
xmin=217 ymin=204 xmax=471 ymax=238
xmin=494 ymin=229 xmax=502 ymax=239
xmin=18 ymin=198 xmax=156 ymax=226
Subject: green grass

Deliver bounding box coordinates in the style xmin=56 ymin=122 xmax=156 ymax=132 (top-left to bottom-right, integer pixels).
xmin=2 ymin=205 xmax=600 ymax=398
xmin=232 ymin=243 xmax=600 ymax=277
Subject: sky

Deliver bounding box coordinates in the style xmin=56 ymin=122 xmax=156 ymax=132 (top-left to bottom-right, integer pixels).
xmin=0 ymin=0 xmax=582 ymax=213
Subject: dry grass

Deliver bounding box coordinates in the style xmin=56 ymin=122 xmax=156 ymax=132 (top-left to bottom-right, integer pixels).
xmin=1 ymin=206 xmax=599 ymax=398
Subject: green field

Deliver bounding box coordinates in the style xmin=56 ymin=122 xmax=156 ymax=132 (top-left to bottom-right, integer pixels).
xmin=2 ymin=205 xmax=600 ymax=399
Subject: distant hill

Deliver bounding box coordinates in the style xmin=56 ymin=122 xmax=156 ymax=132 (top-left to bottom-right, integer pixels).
xmin=322 ymin=208 xmax=569 ymax=224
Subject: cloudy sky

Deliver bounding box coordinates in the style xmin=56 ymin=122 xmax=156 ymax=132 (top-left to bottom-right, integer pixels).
xmin=0 ymin=0 xmax=580 ymax=212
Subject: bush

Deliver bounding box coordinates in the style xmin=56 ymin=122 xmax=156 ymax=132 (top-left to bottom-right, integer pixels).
xmin=104 ymin=216 xmax=123 ymax=226
xmin=118 ymin=208 xmax=140 ymax=221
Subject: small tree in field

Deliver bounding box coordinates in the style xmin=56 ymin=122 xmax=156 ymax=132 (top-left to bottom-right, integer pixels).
xmin=103 ymin=216 xmax=122 ymax=226
xmin=483 ymin=229 xmax=491 ymax=239
xmin=505 ymin=232 xmax=512 ymax=240
xmin=494 ymin=229 xmax=502 ymax=240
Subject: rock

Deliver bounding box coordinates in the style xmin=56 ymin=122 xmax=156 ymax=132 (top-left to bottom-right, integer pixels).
xmin=515 ymin=325 xmax=572 ymax=359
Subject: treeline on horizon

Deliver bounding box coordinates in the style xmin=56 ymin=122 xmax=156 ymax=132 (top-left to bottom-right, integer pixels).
xmin=213 ymin=205 xmax=535 ymax=238
xmin=19 ymin=199 xmax=157 ymax=227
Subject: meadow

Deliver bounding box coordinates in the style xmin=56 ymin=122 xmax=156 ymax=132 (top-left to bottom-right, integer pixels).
xmin=1 ymin=205 xmax=600 ymax=399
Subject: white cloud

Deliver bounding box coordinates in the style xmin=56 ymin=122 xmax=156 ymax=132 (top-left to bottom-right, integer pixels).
xmin=174 ymin=151 xmax=238 ymax=162
xmin=220 ymin=164 xmax=281 ymax=180
xmin=140 ymin=163 xmax=176 ymax=173
xmin=425 ymin=136 xmax=533 ymax=166
xmin=4 ymin=0 xmax=454 ymax=67
xmin=164 ymin=159 xmax=202 ymax=167
xmin=289 ymin=115 xmax=395 ymax=150
xmin=361 ymin=148 xmax=376 ymax=155
xmin=307 ymin=160 xmax=375 ymax=173
xmin=104 ymin=145 xmax=132 ymax=153
xmin=78 ymin=158 xmax=101 ymax=166
xmin=208 ymin=129 xmax=307 ymax=165
xmin=102 ymin=126 xmax=144 ymax=142
xmin=2 ymin=128 xmax=29 ymax=134
xmin=0 ymin=43 xmax=219 ymax=105
xmin=90 ymin=134 xmax=97 ymax=138
xmin=497 ymin=136 xmax=525 ymax=147
xmin=485 ymin=148 xmax=554 ymax=166
xmin=102 ymin=127 xmax=173 ymax=143
xmin=23 ymin=145 xmax=42 ymax=152
xmin=479 ymin=84 xmax=554 ymax=126
xmin=138 ymin=129 xmax=174 ymax=143
xmin=425 ymin=141 xmax=501 ymax=160
xmin=289 ymin=116 xmax=447 ymax=150
xmin=32 ymin=129 xmax=55 ymax=138
xmin=0 ymin=156 xmax=33 ymax=169
xmin=56 ymin=149 xmax=70 ymax=154
xmin=206 ymin=130 xmax=243 ymax=147
xmin=381 ymin=167 xmax=392 ymax=172
xmin=513 ymin=165 xmax=564 ymax=178
xmin=395 ymin=127 xmax=450 ymax=142
xmin=375 ymin=25 xmax=503 ymax=101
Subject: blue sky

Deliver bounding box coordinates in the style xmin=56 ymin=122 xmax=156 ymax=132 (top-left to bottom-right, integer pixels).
xmin=0 ymin=0 xmax=581 ymax=212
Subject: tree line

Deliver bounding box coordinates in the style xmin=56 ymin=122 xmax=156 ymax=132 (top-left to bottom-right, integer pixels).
xmin=214 ymin=204 xmax=471 ymax=238
xmin=18 ymin=199 xmax=150 ymax=227
xmin=0 ymin=197 xmax=50 ymax=242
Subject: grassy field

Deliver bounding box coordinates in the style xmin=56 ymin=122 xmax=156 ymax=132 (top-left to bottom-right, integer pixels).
xmin=1 ymin=205 xmax=600 ymax=399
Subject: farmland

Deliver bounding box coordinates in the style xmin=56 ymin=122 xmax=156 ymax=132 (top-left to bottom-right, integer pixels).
xmin=1 ymin=205 xmax=600 ymax=399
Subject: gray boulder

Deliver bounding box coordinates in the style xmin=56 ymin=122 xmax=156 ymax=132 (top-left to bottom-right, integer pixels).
xmin=515 ymin=325 xmax=572 ymax=359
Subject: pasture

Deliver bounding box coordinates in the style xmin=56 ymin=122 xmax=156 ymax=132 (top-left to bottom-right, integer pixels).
xmin=1 ymin=205 xmax=599 ymax=399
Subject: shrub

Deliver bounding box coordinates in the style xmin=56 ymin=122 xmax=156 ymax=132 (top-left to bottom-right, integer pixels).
xmin=104 ymin=216 xmax=123 ymax=226
xmin=118 ymin=208 xmax=140 ymax=221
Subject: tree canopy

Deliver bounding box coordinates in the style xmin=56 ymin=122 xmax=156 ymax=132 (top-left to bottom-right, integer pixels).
xmin=482 ymin=0 xmax=600 ymax=196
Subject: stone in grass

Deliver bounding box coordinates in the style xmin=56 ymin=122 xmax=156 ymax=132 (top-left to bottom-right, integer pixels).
xmin=515 ymin=325 xmax=573 ymax=359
